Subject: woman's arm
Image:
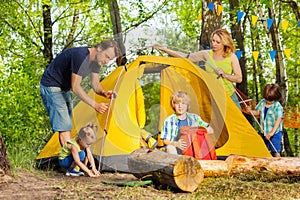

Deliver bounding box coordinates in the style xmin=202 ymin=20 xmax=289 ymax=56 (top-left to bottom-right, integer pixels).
xmin=152 ymin=43 xmax=209 ymax=63
xmin=221 ymin=54 xmax=242 ymax=83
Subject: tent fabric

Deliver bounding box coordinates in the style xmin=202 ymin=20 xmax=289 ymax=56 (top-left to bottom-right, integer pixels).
xmin=37 ymin=55 xmax=271 ymax=170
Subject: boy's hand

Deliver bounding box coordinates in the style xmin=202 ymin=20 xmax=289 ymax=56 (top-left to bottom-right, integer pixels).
xmin=176 ymin=139 xmax=187 ymax=150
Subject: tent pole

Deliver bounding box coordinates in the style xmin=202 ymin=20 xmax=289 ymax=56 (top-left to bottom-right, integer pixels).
xmin=98 ymin=66 xmax=126 ymax=172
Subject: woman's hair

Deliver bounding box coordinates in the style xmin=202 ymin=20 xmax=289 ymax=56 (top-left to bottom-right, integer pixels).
xmin=78 ymin=122 xmax=98 ymax=145
xmin=95 ymin=40 xmax=122 ymax=59
xmin=211 ymin=29 xmax=235 ymax=57
xmin=262 ymin=84 xmax=282 ymax=101
xmin=170 ymin=91 xmax=191 ymax=111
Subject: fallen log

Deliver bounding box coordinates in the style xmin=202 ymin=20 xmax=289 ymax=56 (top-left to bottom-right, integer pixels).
xmin=225 ymin=154 xmax=300 ymax=175
xmin=128 ymin=148 xmax=204 ymax=192
xmin=198 ymin=160 xmax=229 ymax=177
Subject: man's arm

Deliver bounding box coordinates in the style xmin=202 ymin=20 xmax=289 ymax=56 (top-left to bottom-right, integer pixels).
xmin=71 ymin=73 xmax=108 ymax=113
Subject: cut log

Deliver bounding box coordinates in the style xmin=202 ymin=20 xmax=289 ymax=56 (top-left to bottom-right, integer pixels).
xmin=225 ymin=154 xmax=300 ymax=175
xmin=198 ymin=160 xmax=229 ymax=177
xmin=128 ymin=148 xmax=204 ymax=192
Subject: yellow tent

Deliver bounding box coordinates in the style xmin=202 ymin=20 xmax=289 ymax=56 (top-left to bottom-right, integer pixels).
xmin=37 ymin=56 xmax=271 ymax=171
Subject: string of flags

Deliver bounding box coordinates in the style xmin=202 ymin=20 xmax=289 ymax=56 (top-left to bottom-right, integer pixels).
xmin=236 ymin=49 xmax=291 ymax=62
xmin=198 ymin=2 xmax=300 ymax=32
xmin=197 ymin=2 xmax=297 ymax=62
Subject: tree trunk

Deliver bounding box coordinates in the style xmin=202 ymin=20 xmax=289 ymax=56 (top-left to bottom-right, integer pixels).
xmin=229 ymin=0 xmax=247 ymax=95
xmin=63 ymin=9 xmax=79 ymax=51
xmin=0 ymin=135 xmax=11 ymax=176
xmin=268 ymin=4 xmax=288 ymax=107
xmin=200 ymin=0 xmax=222 ymax=50
xmin=109 ymin=0 xmax=126 ymax=57
xmin=42 ymin=3 xmax=53 ymax=66
xmin=282 ymin=128 xmax=294 ymax=156
xmin=128 ymin=149 xmax=204 ymax=192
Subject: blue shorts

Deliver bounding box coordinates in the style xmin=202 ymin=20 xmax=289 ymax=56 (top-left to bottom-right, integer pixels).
xmin=40 ymin=84 xmax=73 ymax=132
xmin=262 ymin=131 xmax=282 ymax=153
xmin=59 ymin=151 xmax=86 ymax=169
xmin=230 ymin=93 xmax=242 ymax=110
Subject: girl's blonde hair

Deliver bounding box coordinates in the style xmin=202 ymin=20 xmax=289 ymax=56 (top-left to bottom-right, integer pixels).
xmin=211 ymin=29 xmax=235 ymax=57
xmin=170 ymin=91 xmax=191 ymax=111
xmin=78 ymin=122 xmax=98 ymax=145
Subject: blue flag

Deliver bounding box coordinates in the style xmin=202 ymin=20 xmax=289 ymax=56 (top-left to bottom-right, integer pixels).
xmin=267 ymin=18 xmax=274 ymax=30
xmin=269 ymin=50 xmax=277 ymax=62
xmin=208 ymin=2 xmax=214 ymax=11
xmin=235 ymin=50 xmax=243 ymax=60
xmin=237 ymin=12 xmax=245 ymax=23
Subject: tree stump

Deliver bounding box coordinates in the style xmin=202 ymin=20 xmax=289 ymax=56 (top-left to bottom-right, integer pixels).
xmin=128 ymin=148 xmax=204 ymax=192
xmin=0 ymin=135 xmax=11 ymax=176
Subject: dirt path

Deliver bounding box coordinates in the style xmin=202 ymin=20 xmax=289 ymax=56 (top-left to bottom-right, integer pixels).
xmin=1 ymin=170 xmax=300 ymax=200
xmin=0 ymin=170 xmax=180 ymax=199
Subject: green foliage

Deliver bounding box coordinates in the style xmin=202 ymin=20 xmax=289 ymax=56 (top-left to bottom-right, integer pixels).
xmin=142 ymin=76 xmax=161 ymax=135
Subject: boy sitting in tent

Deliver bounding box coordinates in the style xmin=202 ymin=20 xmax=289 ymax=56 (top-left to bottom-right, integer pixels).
xmin=58 ymin=122 xmax=101 ymax=177
xmin=160 ymin=91 xmax=215 ymax=159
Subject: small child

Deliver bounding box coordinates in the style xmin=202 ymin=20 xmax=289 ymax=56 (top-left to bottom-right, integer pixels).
xmin=247 ymin=84 xmax=283 ymax=157
xmin=58 ymin=122 xmax=101 ymax=177
xmin=160 ymin=91 xmax=213 ymax=154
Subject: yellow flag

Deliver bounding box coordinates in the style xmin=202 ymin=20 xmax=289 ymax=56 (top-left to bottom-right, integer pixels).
xmin=217 ymin=5 xmax=224 ymax=16
xmin=284 ymin=49 xmax=291 ymax=60
xmin=251 ymin=15 xmax=258 ymax=27
xmin=282 ymin=20 xmax=289 ymax=33
xmin=197 ymin=13 xmax=202 ymax=21
xmin=252 ymin=51 xmax=259 ymax=62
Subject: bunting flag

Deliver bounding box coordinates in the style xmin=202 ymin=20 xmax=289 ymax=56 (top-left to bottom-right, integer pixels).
xmin=237 ymin=12 xmax=245 ymax=23
xmin=268 ymin=50 xmax=277 ymax=62
xmin=197 ymin=13 xmax=202 ymax=21
xmin=252 ymin=51 xmax=259 ymax=62
xmin=251 ymin=15 xmax=259 ymax=27
xmin=267 ymin=18 xmax=274 ymax=30
xmin=208 ymin=2 xmax=214 ymax=11
xmin=198 ymin=3 xmax=296 ymax=60
xmin=235 ymin=50 xmax=243 ymax=61
xmin=217 ymin=5 xmax=224 ymax=16
xmin=282 ymin=20 xmax=289 ymax=33
xmin=284 ymin=49 xmax=291 ymax=60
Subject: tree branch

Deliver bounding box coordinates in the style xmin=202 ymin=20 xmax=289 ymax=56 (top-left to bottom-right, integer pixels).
xmin=124 ymin=0 xmax=168 ymax=32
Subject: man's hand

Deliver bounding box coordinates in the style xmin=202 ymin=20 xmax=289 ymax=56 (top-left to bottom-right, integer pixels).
xmin=102 ymin=90 xmax=117 ymax=99
xmin=94 ymin=102 xmax=109 ymax=114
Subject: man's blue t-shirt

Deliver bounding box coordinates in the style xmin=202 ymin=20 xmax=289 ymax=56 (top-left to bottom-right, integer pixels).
xmin=40 ymin=47 xmax=100 ymax=91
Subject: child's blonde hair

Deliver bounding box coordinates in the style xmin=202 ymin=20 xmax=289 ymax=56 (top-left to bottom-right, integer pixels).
xmin=170 ymin=91 xmax=191 ymax=111
xmin=78 ymin=122 xmax=98 ymax=145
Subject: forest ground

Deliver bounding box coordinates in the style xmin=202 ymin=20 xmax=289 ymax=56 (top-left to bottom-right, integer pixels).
xmin=0 ymin=169 xmax=300 ymax=200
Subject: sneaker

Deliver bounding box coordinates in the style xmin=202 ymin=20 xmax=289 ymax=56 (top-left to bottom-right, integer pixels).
xmin=66 ymin=168 xmax=84 ymax=176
